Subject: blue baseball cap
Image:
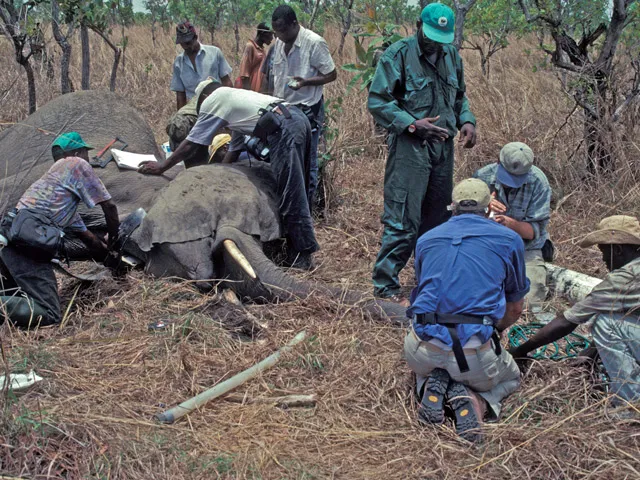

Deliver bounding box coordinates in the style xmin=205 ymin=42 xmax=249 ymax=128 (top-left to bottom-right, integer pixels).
xmin=420 ymin=3 xmax=455 ymax=44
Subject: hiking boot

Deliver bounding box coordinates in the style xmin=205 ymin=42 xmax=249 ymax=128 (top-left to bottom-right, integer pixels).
xmin=417 ymin=369 xmax=451 ymax=425
xmin=376 ymin=293 xmax=410 ymax=308
xmin=445 ymin=381 xmax=486 ymax=442
xmin=284 ymin=250 xmax=315 ymax=271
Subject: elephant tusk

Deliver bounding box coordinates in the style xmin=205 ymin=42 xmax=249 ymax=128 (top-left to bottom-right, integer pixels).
xmin=223 ymin=239 xmax=257 ymax=279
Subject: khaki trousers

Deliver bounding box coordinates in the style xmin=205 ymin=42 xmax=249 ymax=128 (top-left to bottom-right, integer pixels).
xmin=525 ymin=249 xmax=548 ymax=308
xmin=404 ymin=328 xmax=521 ymax=420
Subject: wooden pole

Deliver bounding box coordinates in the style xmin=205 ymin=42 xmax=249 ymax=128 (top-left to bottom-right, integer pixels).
xmin=156 ymin=330 xmax=307 ymax=424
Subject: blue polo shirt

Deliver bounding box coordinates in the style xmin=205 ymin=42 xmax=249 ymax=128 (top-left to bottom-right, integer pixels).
xmin=407 ymin=214 xmax=530 ymax=346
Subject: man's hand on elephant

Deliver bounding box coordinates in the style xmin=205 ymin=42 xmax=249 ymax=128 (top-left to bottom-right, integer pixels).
xmin=413 ymin=116 xmax=449 ymax=142
xmin=458 ymin=123 xmax=477 ymax=148
xmin=138 ymin=161 xmax=165 ymax=175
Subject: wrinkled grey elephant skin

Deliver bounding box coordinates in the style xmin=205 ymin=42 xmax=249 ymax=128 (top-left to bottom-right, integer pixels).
xmin=0 ymin=90 xmax=182 ymax=228
xmin=133 ymin=164 xmax=408 ymax=324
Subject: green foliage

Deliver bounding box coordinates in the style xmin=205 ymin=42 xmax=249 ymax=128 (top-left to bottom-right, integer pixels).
xmin=342 ymin=22 xmax=402 ymax=92
xmin=464 ymin=0 xmax=528 ymax=45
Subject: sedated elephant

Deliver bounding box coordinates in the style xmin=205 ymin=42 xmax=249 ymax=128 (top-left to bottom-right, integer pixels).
xmin=0 ymin=91 xmax=407 ymax=323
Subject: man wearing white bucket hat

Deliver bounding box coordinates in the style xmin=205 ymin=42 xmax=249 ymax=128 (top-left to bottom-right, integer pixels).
xmin=511 ymin=215 xmax=640 ymax=407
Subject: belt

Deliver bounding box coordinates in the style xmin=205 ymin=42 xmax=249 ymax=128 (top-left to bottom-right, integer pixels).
xmin=414 ymin=312 xmax=499 ymax=373
xmin=410 ymin=328 xmax=493 ymax=355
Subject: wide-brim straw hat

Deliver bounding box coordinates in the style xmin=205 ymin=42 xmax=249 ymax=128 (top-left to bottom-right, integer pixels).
xmin=579 ymin=215 xmax=640 ymax=248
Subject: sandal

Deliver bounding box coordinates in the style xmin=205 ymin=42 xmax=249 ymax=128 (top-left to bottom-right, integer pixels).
xmin=446 ymin=381 xmax=484 ymax=442
xmin=417 ymin=369 xmax=450 ymax=425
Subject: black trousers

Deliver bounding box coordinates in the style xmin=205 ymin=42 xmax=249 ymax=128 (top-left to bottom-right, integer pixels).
xmin=0 ymin=245 xmax=60 ymax=327
xmin=266 ymin=107 xmax=319 ymax=254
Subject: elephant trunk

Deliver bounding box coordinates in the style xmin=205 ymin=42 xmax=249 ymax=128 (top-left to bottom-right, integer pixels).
xmin=215 ymin=226 xmax=408 ymax=325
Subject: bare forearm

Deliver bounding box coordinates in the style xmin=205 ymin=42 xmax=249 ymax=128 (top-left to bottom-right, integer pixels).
xmin=301 ymin=70 xmax=337 ymax=87
xmin=511 ymin=220 xmax=535 ymax=240
xmin=222 ymin=150 xmax=241 ymax=164
xmin=176 ymin=92 xmax=187 ymax=110
xmin=496 ymin=299 xmax=524 ymax=332
xmin=159 ymin=140 xmax=200 ymax=172
xmin=100 ymin=201 xmax=120 ymax=247
xmin=77 ymin=230 xmax=107 ymax=256
xmin=511 ymin=316 xmax=577 ymax=357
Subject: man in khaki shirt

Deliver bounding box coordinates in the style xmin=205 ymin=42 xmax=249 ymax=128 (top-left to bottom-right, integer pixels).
xmin=510 ymin=215 xmax=640 ymax=407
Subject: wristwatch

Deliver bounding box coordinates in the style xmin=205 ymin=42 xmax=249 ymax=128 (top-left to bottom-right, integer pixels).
xmin=408 ymin=123 xmax=416 ymax=134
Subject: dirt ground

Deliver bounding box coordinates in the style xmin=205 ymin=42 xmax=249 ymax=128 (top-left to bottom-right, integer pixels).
xmin=1 ymin=25 xmax=639 ymax=479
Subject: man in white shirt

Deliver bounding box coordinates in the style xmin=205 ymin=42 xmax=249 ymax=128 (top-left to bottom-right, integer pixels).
xmin=167 ymin=21 xmax=233 ymax=151
xmin=271 ymin=5 xmax=337 ymax=205
xmin=139 ymin=81 xmax=319 ymax=269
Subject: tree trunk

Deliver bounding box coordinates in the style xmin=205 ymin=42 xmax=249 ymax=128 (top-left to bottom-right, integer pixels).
xmin=452 ymin=1 xmax=478 ymax=51
xmin=234 ymin=22 xmax=240 ymax=61
xmin=151 ymin=19 xmax=156 ymax=48
xmin=338 ymin=7 xmax=352 ymax=56
xmin=308 ymin=0 xmax=323 ymax=30
xmin=90 ymin=26 xmax=121 ymax=92
xmin=51 ymin=0 xmax=74 ymax=94
xmin=81 ymin=23 xmax=90 ymax=90
xmin=23 ymin=59 xmax=37 ymax=114
xmin=121 ymin=24 xmax=126 ymax=71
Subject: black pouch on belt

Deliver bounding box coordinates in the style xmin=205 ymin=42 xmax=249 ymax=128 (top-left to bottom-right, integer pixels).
xmin=253 ymin=103 xmax=290 ymax=141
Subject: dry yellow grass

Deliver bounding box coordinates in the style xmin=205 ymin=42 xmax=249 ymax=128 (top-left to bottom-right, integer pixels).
xmin=0 ymin=24 xmax=639 ymax=479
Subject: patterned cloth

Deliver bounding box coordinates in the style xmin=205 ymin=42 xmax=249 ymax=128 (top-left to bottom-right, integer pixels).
xmin=17 ymin=156 xmax=111 ymax=232
xmin=473 ymin=163 xmax=551 ymax=251
xmin=170 ymin=45 xmax=232 ymax=100
xmin=564 ymin=257 xmax=640 ymax=325
xmin=271 ymin=27 xmax=335 ymax=107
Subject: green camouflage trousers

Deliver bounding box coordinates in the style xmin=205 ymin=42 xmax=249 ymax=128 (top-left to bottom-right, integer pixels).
xmin=373 ymin=134 xmax=454 ymax=297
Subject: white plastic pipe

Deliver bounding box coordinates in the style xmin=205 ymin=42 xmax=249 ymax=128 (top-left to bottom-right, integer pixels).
xmin=156 ymin=330 xmax=307 ymax=424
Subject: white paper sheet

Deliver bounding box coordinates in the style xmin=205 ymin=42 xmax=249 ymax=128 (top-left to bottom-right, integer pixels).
xmin=110 ymin=149 xmax=158 ymax=170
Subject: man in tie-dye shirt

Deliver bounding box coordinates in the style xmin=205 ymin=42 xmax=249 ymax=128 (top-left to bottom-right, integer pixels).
xmin=0 ymin=132 xmax=120 ymax=329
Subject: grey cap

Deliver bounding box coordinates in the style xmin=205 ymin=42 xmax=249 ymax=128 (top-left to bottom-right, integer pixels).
xmin=497 ymin=142 xmax=534 ymax=188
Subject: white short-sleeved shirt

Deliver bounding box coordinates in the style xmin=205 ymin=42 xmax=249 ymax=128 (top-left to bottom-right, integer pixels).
xmin=170 ymin=45 xmax=233 ymax=100
xmin=186 ymin=87 xmax=285 ymax=151
xmin=272 ymin=27 xmax=335 ymax=107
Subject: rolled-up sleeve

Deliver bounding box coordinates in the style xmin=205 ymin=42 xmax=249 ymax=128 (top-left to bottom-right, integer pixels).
xmin=504 ymin=236 xmax=530 ymax=302
xmin=367 ymin=53 xmax=415 ymax=134
xmin=522 ymin=177 xmax=551 ymax=241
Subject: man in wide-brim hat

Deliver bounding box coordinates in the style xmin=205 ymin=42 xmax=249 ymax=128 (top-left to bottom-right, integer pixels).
xmin=510 ymin=215 xmax=640 ymax=409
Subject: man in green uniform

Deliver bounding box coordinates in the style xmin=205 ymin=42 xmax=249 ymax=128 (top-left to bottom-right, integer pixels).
xmin=368 ymin=3 xmax=477 ymax=304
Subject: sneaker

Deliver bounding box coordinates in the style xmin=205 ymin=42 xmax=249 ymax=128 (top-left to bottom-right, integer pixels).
xmin=417 ymin=369 xmax=451 ymax=425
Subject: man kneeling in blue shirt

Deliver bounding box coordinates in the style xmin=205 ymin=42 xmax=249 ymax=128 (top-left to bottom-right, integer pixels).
xmin=404 ymin=178 xmax=530 ymax=442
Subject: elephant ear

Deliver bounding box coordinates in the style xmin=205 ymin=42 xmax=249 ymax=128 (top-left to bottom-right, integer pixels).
xmin=133 ymin=163 xmax=282 ymax=251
